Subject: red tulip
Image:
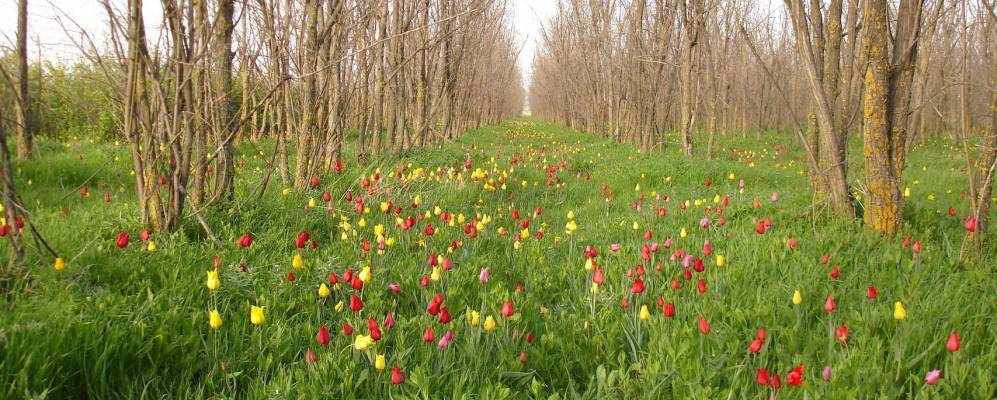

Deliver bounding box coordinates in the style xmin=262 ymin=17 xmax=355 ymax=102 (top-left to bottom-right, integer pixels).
xmin=140 ymin=229 xmax=150 ymax=241
xmin=788 ymin=238 xmax=797 ymax=250
xmin=287 ymin=272 xmax=297 ymax=282
xmin=770 ymin=373 xmax=782 ymax=389
xmin=835 ymin=324 xmax=848 ymax=346
xmin=501 ymin=300 xmax=515 ymax=318
xmin=755 ymin=369 xmax=770 ymax=386
xmin=237 ymin=233 xmax=253 ymax=248
xmin=424 ymin=223 xmax=435 ymax=236
xmin=368 ymin=317 xmax=382 ymax=341
xmin=391 ymin=366 xmax=405 ymax=385
xmin=830 ymin=265 xmax=840 ymax=279
xmin=334 ymin=160 xmax=343 ymax=172
xmin=786 ymin=366 xmax=804 ymax=387
xmin=949 ymin=207 xmax=956 ymax=216
xmin=296 ymin=231 xmax=310 ymax=249
xmin=342 ymin=322 xmax=354 ymax=336
xmin=964 ymin=217 xmax=977 ymax=232
xmin=350 ymin=294 xmax=364 ymax=312
xmin=305 ymin=350 xmax=317 ymax=365
xmin=423 ymin=327 xmax=435 ymax=343
xmin=902 ymin=236 xmax=912 ymax=248
xmin=755 ymin=221 xmax=766 ymax=234
xmin=115 ymin=232 xmax=129 ymax=249
xmin=520 ymin=351 xmax=528 ymax=364
xmin=316 ymin=326 xmax=330 ymax=345
xmin=592 ymin=268 xmax=604 ymax=285
xmin=867 ymin=286 xmax=878 ymax=299
xmin=310 ymin=177 xmax=320 ymax=187
xmin=698 ymin=316 xmax=710 ymax=335
xmin=820 ymin=255 xmax=829 ymax=264
xmin=439 ymin=307 xmax=452 ymax=324
xmin=696 ymin=279 xmax=707 ymax=294
xmin=663 ymin=302 xmax=675 ymax=318
xmin=631 ymin=278 xmax=645 ymax=294
xmin=912 ymin=240 xmax=922 ymax=254
xmin=946 ymin=331 xmax=960 ymax=352
xmin=748 ymin=338 xmax=763 ymax=353
xmin=824 ymin=295 xmax=836 ymax=313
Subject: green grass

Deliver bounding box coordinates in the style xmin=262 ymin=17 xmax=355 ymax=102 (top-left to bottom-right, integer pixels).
xmin=1 ymin=118 xmax=994 ymax=399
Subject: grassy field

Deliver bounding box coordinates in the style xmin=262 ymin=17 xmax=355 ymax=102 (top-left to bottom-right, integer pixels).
xmin=1 ymin=118 xmax=994 ymax=399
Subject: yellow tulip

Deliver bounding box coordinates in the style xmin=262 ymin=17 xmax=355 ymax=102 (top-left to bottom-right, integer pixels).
xmin=584 ymin=258 xmax=594 ymax=271
xmin=335 ymin=300 xmax=344 ymax=312
xmin=292 ymin=254 xmax=304 ymax=269
xmin=468 ymin=309 xmax=480 ymax=326
xmin=374 ymin=224 xmax=384 ymax=237
xmin=318 ymin=283 xmax=330 ymax=298
xmin=413 ymin=195 xmax=422 ymax=206
xmin=359 ymin=266 xmax=372 ymax=283
xmin=565 ymin=219 xmax=578 ymax=234
xmin=146 ymin=241 xmax=156 ymax=252
xmin=209 ymin=309 xmax=223 ymax=329
xmin=54 ymin=257 xmax=65 ymax=271
xmin=431 ymin=266 xmax=441 ymax=282
xmin=483 ymin=316 xmax=496 ymax=331
xmin=250 ymin=305 xmax=265 ymax=326
xmin=792 ymin=290 xmax=802 ymax=305
xmin=680 ymin=227 xmax=687 ymax=238
xmin=282 ymin=188 xmax=290 ymax=196
xmin=639 ymin=305 xmax=651 ymax=321
xmin=591 ymin=282 xmax=600 ymax=294
xmin=514 ymin=241 xmax=522 ymax=250
xmin=375 ymin=354 xmax=386 ymax=370
xmin=893 ymin=301 xmax=907 ymax=321
xmin=206 ymin=270 xmax=220 ymax=291
xmin=715 ymin=255 xmax=725 ymax=267
xmin=632 ymin=221 xmax=640 ymax=230
xmin=308 ymin=198 xmax=316 ymax=208
xmin=353 ymin=334 xmax=373 ymax=351
xmin=567 ymin=210 xmax=575 ymax=220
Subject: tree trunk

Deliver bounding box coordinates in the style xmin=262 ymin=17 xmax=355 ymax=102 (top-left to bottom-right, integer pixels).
xmin=15 ymin=0 xmax=32 ymax=159
xmin=213 ymin=0 xmax=236 ymax=200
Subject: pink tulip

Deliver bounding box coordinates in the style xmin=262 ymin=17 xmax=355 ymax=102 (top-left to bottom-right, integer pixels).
xmin=770 ymin=192 xmax=779 ymax=202
xmin=479 ymin=268 xmax=490 ymax=283
xmin=925 ymin=370 xmax=941 ymax=385
xmin=610 ymin=243 xmax=621 ymax=252
xmin=699 ymin=217 xmax=710 ymax=228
